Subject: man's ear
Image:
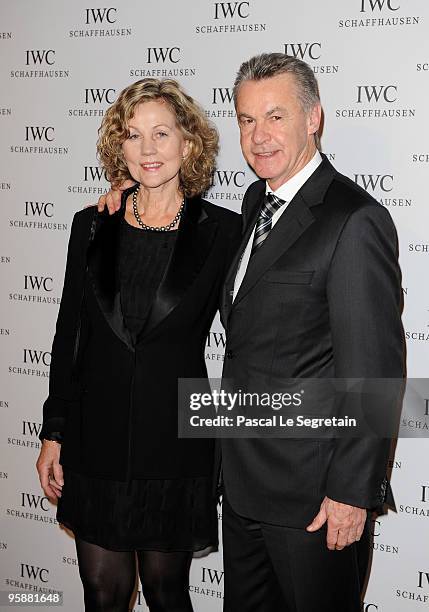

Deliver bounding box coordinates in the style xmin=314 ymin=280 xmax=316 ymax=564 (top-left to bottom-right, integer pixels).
xmin=307 ymin=103 xmax=322 ymax=136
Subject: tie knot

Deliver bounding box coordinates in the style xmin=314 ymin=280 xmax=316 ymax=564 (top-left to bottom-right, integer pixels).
xmin=261 ymin=193 xmax=285 ymax=219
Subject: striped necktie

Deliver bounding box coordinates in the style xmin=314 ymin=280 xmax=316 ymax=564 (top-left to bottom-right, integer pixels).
xmin=251 ymin=192 xmax=286 ymax=256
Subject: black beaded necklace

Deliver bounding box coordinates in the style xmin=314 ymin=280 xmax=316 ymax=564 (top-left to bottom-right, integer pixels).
xmin=132 ymin=186 xmax=184 ymax=232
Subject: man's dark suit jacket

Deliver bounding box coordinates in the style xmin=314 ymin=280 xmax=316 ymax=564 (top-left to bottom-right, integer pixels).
xmin=220 ymin=155 xmax=405 ymax=529
xmin=41 ymin=185 xmax=241 ymax=481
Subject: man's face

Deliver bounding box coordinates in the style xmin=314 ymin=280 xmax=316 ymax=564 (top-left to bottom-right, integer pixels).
xmin=236 ymin=73 xmax=321 ymax=191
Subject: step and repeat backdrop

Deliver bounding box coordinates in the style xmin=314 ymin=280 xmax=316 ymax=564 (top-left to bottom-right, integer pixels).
xmin=0 ymin=1 xmax=428 ymax=610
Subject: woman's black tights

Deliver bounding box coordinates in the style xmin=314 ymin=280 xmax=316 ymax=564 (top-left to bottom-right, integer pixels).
xmin=75 ymin=537 xmax=193 ymax=612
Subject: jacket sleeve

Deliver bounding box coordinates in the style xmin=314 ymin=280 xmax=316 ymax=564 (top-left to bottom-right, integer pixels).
xmin=39 ymin=208 xmax=95 ymax=440
xmin=325 ymin=203 xmax=405 ymax=508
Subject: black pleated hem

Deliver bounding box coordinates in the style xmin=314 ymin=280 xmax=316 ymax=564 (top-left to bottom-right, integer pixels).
xmin=57 ymin=468 xmax=219 ymax=553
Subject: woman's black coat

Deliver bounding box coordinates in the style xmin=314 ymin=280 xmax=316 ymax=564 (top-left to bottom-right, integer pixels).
xmin=41 ymin=186 xmax=241 ymax=481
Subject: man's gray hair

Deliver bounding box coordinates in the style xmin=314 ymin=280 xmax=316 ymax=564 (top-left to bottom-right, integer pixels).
xmin=233 ymin=52 xmax=320 ymax=113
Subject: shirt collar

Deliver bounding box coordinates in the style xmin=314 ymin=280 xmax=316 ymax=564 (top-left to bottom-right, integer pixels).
xmin=265 ymin=151 xmax=323 ymax=202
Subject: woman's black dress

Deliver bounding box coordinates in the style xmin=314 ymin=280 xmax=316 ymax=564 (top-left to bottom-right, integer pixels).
xmin=57 ymin=219 xmax=218 ymax=552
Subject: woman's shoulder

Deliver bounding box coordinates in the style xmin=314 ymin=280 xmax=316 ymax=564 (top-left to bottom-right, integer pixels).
xmin=197 ymin=197 xmax=240 ymax=224
xmin=72 ymin=204 xmax=98 ymax=226
xmin=196 ymin=198 xmax=242 ymax=248
xmin=68 ymin=205 xmax=99 ymax=247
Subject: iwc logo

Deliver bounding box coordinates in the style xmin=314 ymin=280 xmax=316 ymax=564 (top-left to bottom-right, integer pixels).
xmin=353 ymin=173 xmax=411 ymax=208
xmin=204 ymin=170 xmax=246 ymax=204
xmin=9 ymin=274 xmax=60 ymax=305
xmin=8 ymin=348 xmax=51 ymax=379
xmin=412 ymin=154 xmax=429 ymax=163
xmin=10 ymin=126 xmax=69 ymax=156
xmin=207 ymin=87 xmax=236 ymax=119
xmin=189 ymin=566 xmax=224 ymax=599
xmin=130 ymin=46 xmax=197 ymax=80
xmin=283 ymin=43 xmax=339 ymax=75
xmin=69 ymin=8 xmax=132 ymax=38
xmin=407 ymin=244 xmax=429 ymax=255
xmin=396 ymin=571 xmax=429 ymax=605
xmin=205 ymin=329 xmax=226 ymax=362
xmin=67 ymin=165 xmax=109 ymax=196
xmin=68 ymin=87 xmax=116 ymax=119
xmin=7 ymin=419 xmax=42 ymax=451
xmin=195 ymin=2 xmax=267 ymax=35
xmin=336 ymin=85 xmax=415 ymax=119
xmin=4 ymin=562 xmax=62 ymax=597
xmin=9 ymin=200 xmax=68 ymax=232
xmin=10 ymin=49 xmax=70 ymax=79
xmin=5 ymin=492 xmax=58 ymax=526
xmin=338 ymin=0 xmax=420 ymax=29
xmin=398 ymin=485 xmax=429 ymax=519
xmin=371 ymin=518 xmax=399 ymax=555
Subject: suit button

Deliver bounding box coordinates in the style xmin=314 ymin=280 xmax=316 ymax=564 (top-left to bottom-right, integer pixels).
xmin=226 ymin=350 xmax=234 ymax=359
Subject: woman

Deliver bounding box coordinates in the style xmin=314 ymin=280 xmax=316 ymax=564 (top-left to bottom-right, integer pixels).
xmin=36 ymin=78 xmax=241 ymax=612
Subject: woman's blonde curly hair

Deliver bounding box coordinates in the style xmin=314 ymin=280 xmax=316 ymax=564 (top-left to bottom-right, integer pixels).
xmin=97 ymin=79 xmax=218 ymax=197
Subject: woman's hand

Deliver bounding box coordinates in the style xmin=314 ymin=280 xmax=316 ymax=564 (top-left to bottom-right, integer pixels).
xmin=97 ymin=179 xmax=135 ymax=215
xmin=36 ymin=440 xmax=64 ymax=501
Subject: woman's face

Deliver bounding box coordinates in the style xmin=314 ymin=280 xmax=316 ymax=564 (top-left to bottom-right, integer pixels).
xmin=122 ymin=99 xmax=189 ymax=192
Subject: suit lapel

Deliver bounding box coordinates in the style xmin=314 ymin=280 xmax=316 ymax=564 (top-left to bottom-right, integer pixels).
xmin=227 ymin=155 xmax=337 ymax=310
xmin=88 ymin=189 xmax=217 ymax=348
xmin=138 ymin=197 xmax=218 ymax=340
xmin=221 ymin=182 xmax=264 ymax=323
xmin=87 ymin=185 xmax=138 ymax=352
xmin=233 ymin=193 xmax=315 ymax=305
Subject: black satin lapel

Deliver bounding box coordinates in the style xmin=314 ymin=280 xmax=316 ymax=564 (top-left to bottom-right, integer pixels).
xmin=139 ymin=198 xmax=218 ymax=339
xmin=87 ymin=185 xmax=138 ymax=352
xmin=233 ymin=193 xmax=315 ymax=306
xmin=221 ymin=185 xmax=265 ymax=322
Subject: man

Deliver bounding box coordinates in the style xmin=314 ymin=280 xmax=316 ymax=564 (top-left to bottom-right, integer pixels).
xmin=218 ymin=53 xmax=404 ymax=612
xmin=99 ymin=53 xmax=404 ymax=611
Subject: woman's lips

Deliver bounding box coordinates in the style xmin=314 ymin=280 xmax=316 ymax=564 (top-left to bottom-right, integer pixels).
xmin=141 ymin=162 xmax=163 ymax=171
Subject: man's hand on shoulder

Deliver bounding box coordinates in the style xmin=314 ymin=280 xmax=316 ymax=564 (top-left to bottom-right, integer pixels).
xmin=306 ymin=496 xmax=367 ymax=550
xmin=96 ymin=179 xmax=135 ymax=215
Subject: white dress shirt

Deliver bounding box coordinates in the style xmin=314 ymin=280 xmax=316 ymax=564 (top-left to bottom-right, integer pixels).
xmin=233 ymin=151 xmax=323 ymax=301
